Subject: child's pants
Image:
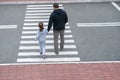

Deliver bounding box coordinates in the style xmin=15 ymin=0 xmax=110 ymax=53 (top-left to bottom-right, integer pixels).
xmin=39 ymin=41 xmax=46 ymax=55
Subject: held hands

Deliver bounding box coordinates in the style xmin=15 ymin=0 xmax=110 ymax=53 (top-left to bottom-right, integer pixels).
xmin=34 ymin=38 xmax=37 ymax=41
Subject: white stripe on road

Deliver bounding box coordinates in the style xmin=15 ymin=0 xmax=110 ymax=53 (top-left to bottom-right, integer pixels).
xmin=1 ymin=61 xmax=120 ymax=65
xmin=111 ymin=2 xmax=120 ymax=12
xmin=27 ymin=7 xmax=63 ymax=10
xmin=25 ymin=16 xmax=49 ymax=19
xmin=27 ymin=7 xmax=53 ymax=10
xmin=20 ymin=40 xmax=74 ymax=44
xmin=46 ymin=35 xmax=73 ymax=38
xmin=26 ymin=10 xmax=53 ymax=13
xmin=22 ymin=35 xmax=73 ymax=39
xmin=24 ymin=23 xmax=47 ymax=25
xmin=0 ymin=25 xmax=17 ymax=29
xmin=23 ymin=26 xmax=70 ymax=30
xmin=46 ymin=39 xmax=74 ymax=43
xmin=23 ymin=27 xmax=38 ymax=30
xmin=18 ymin=51 xmax=78 ymax=56
xmin=24 ymin=19 xmax=49 ymax=22
xmin=21 ymin=30 xmax=71 ymax=35
xmin=26 ymin=13 xmax=50 ymax=16
xmin=22 ymin=31 xmax=36 ymax=34
xmin=17 ymin=57 xmax=80 ymax=62
xmin=24 ymin=22 xmax=69 ymax=26
xmin=21 ymin=35 xmax=72 ymax=39
xmin=19 ymin=45 xmax=76 ymax=50
xmin=77 ymin=22 xmax=120 ymax=27
xmin=22 ymin=35 xmax=73 ymax=38
xmin=27 ymin=4 xmax=63 ymax=7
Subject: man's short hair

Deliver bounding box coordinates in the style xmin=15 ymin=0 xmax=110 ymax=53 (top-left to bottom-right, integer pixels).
xmin=53 ymin=3 xmax=59 ymax=8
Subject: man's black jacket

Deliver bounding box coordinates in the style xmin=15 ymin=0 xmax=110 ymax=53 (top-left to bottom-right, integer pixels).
xmin=47 ymin=9 xmax=68 ymax=32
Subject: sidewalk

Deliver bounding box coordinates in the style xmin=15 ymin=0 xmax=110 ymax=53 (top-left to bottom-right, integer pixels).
xmin=0 ymin=62 xmax=120 ymax=80
xmin=0 ymin=0 xmax=120 ymax=5
xmin=0 ymin=0 xmax=120 ymax=2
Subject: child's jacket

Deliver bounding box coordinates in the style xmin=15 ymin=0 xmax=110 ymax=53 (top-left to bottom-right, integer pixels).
xmin=36 ymin=28 xmax=48 ymax=42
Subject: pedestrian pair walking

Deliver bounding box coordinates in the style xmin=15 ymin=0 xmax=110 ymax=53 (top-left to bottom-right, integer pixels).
xmin=35 ymin=3 xmax=68 ymax=58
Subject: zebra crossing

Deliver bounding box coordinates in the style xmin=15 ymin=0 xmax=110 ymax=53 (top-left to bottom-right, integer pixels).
xmin=17 ymin=4 xmax=80 ymax=63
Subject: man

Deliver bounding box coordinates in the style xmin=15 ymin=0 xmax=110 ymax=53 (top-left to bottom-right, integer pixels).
xmin=47 ymin=3 xmax=68 ymax=55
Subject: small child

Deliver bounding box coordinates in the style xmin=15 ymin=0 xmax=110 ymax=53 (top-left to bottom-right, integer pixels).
xmin=35 ymin=22 xmax=48 ymax=59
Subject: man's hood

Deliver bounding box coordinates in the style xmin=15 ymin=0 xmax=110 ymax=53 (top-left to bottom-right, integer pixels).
xmin=54 ymin=9 xmax=64 ymax=15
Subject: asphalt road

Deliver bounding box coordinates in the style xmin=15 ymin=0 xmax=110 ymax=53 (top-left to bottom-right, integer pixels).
xmin=0 ymin=4 xmax=26 ymax=63
xmin=64 ymin=2 xmax=120 ymax=61
xmin=0 ymin=2 xmax=120 ymax=63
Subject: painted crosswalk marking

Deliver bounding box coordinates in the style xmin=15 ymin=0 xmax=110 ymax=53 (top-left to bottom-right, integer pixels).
xmin=22 ymin=30 xmax=71 ymax=34
xmin=27 ymin=4 xmax=63 ymax=7
xmin=77 ymin=22 xmax=120 ymax=27
xmin=0 ymin=25 xmax=17 ymax=29
xmin=111 ymin=2 xmax=120 ymax=12
xmin=18 ymin=51 xmax=78 ymax=56
xmin=23 ymin=26 xmax=70 ymax=30
xmin=25 ymin=18 xmax=49 ymax=21
xmin=24 ymin=22 xmax=69 ymax=26
xmin=26 ymin=6 xmax=63 ymax=10
xmin=17 ymin=57 xmax=80 ymax=62
xmin=19 ymin=45 xmax=76 ymax=50
xmin=21 ymin=35 xmax=73 ymax=38
xmin=25 ymin=16 xmax=50 ymax=19
xmin=20 ymin=40 xmax=75 ymax=44
xmin=26 ymin=10 xmax=53 ymax=13
xmin=17 ymin=4 xmax=80 ymax=63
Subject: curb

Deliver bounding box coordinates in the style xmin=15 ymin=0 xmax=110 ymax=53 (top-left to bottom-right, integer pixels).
xmin=0 ymin=0 xmax=120 ymax=5
xmin=0 ymin=61 xmax=120 ymax=66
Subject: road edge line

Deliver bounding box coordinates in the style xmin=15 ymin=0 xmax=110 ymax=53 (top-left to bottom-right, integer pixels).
xmin=0 ymin=61 xmax=120 ymax=66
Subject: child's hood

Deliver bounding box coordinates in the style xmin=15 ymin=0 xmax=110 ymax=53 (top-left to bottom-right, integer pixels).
xmin=38 ymin=28 xmax=46 ymax=33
